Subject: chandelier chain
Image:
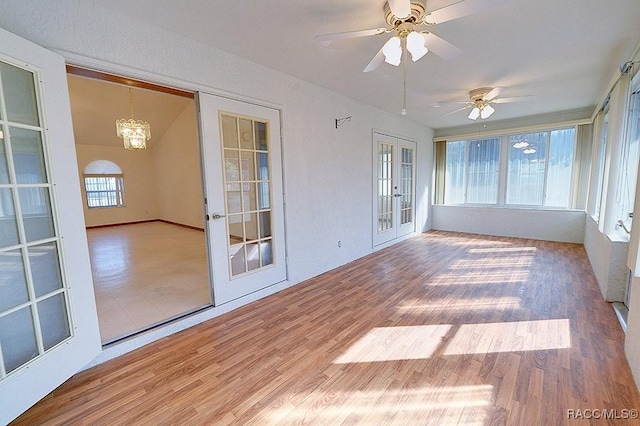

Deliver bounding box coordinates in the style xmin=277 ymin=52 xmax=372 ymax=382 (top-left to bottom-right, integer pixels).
xmin=128 ymin=88 xmax=135 ymax=119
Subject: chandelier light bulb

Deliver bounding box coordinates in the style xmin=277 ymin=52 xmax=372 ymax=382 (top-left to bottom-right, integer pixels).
xmin=382 ymin=36 xmax=402 ymax=66
xmin=406 ymin=31 xmax=428 ymax=62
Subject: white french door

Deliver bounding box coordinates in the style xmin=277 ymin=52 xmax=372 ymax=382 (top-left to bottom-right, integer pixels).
xmin=0 ymin=29 xmax=101 ymax=424
xmin=372 ymin=132 xmax=416 ymax=247
xmin=198 ymin=93 xmax=286 ymax=305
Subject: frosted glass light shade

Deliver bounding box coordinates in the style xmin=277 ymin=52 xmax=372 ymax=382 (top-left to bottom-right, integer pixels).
xmin=468 ymin=107 xmax=480 ymax=120
xmin=382 ymin=37 xmax=402 ymax=66
xmin=406 ymin=32 xmax=428 ymax=62
xmin=480 ymin=104 xmax=495 ymax=119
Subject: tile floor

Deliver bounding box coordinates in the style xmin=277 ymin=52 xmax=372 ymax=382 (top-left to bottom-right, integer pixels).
xmin=87 ymin=222 xmax=211 ymax=343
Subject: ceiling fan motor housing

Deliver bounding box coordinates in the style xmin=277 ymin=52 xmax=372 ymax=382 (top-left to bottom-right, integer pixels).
xmin=469 ymin=87 xmax=494 ymax=102
xmin=384 ymin=0 xmax=427 ymax=26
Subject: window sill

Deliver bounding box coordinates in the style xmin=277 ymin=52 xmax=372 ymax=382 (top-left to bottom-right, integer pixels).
xmin=607 ymin=229 xmax=630 ymax=243
xmin=434 ymin=204 xmax=584 ymax=213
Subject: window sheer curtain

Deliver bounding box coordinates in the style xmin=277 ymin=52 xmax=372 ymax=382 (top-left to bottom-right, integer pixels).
xmin=434 ymin=141 xmax=446 ymax=204
xmin=600 ymin=71 xmax=631 ymax=234
xmin=587 ymin=111 xmax=606 ymax=216
xmin=571 ymin=123 xmax=593 ymax=210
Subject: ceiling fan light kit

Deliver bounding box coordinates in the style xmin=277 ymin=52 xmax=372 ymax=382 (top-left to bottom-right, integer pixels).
xmin=315 ymin=0 xmax=512 ymax=116
xmin=440 ymin=86 xmax=534 ymax=121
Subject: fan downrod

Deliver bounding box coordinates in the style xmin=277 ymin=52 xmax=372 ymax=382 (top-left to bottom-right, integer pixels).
xmin=384 ymin=0 xmax=427 ymax=27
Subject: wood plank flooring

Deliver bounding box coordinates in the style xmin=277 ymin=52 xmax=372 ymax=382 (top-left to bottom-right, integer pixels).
xmin=12 ymin=231 xmax=640 ymax=425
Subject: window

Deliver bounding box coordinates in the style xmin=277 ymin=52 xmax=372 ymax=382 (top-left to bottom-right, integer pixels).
xmin=83 ymin=175 xmax=124 ymax=208
xmin=507 ymin=129 xmax=575 ymax=207
xmin=82 ymin=160 xmax=124 ymax=208
xmin=444 ymin=138 xmax=500 ymax=204
xmin=619 ymin=82 xmax=640 ymax=230
xmin=437 ymin=127 xmax=576 ymax=209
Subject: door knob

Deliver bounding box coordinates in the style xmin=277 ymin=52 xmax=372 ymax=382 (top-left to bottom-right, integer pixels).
xmin=211 ymin=213 xmax=226 ymax=220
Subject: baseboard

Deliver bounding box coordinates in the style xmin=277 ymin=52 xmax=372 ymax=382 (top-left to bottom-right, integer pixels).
xmin=87 ymin=219 xmax=204 ymax=232
xmin=86 ymin=219 xmax=157 ymax=229
xmin=157 ymin=219 xmax=205 ymax=232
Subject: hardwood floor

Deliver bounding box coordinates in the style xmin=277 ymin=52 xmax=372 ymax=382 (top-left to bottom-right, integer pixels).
xmin=13 ymin=231 xmax=640 ymax=425
xmin=88 ymin=222 xmax=210 ymax=342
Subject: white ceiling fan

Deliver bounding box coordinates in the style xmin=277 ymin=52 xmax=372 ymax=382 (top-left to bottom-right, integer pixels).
xmin=440 ymin=87 xmax=534 ymax=120
xmin=315 ymin=0 xmax=511 ymax=73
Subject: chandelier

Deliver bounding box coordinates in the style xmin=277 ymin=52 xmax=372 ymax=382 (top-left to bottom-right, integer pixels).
xmin=116 ymin=87 xmax=150 ymax=150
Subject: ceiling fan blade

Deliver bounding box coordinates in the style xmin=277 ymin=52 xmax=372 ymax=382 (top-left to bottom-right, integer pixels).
xmin=435 ymin=100 xmax=470 ymax=105
xmin=492 ymin=95 xmax=536 ymax=103
xmin=443 ymin=105 xmax=471 ymax=116
xmin=363 ymin=47 xmax=385 ymax=73
xmin=421 ymin=32 xmax=462 ymax=61
xmin=426 ymin=0 xmax=512 ymax=25
xmin=315 ymin=28 xmax=388 ymax=46
xmin=484 ymin=86 xmax=503 ymax=101
xmin=388 ymin=0 xmax=412 ymax=18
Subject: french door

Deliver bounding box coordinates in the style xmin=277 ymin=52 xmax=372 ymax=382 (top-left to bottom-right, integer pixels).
xmin=198 ymin=93 xmax=286 ymax=305
xmin=0 ymin=29 xmax=101 ymax=424
xmin=372 ymin=132 xmax=417 ymax=247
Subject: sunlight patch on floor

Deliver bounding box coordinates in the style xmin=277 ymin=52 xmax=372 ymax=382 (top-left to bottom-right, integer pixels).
xmin=448 ymin=255 xmax=534 ymax=270
xmin=397 ymin=296 xmax=522 ymax=314
xmin=443 ymin=319 xmax=571 ymax=355
xmin=468 ymin=246 xmax=537 ymax=254
xmin=334 ymin=325 xmax=451 ymax=363
xmin=266 ymin=385 xmax=494 ymax=425
xmin=426 ymin=271 xmax=530 ymax=285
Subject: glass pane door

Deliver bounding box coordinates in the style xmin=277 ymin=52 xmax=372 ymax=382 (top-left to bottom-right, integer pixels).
xmin=372 ymin=133 xmax=416 ymax=246
xmin=198 ymin=93 xmax=286 ymax=306
xmin=377 ymin=142 xmax=394 ymax=233
xmin=0 ymin=27 xmax=100 ymax=425
xmin=0 ymin=61 xmax=72 ymax=378
xmin=399 ymin=146 xmax=415 ymax=226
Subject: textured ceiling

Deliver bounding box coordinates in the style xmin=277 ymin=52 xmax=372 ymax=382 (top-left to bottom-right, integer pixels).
xmin=92 ymin=0 xmax=640 ymax=130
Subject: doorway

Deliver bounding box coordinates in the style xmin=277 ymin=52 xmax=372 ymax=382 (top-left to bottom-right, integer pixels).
xmin=66 ymin=69 xmax=211 ymax=343
xmin=372 ymin=131 xmax=417 ymax=247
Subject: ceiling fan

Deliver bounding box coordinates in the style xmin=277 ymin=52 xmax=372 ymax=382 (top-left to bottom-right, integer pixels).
xmin=440 ymin=87 xmax=534 ymax=120
xmin=315 ymin=0 xmax=511 ymax=73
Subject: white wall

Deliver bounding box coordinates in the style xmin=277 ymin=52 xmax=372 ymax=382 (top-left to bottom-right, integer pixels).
xmin=432 ymin=205 xmax=586 ymax=243
xmin=0 ymin=0 xmax=431 ymax=289
xmin=583 ymin=215 xmax=629 ymax=301
xmin=75 ymin=144 xmax=158 ymax=226
xmin=626 ymin=275 xmax=640 ymax=384
xmin=152 ymin=102 xmax=204 ymax=229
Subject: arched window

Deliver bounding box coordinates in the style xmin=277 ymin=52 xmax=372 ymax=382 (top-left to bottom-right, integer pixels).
xmin=83 ymin=160 xmax=125 ymax=208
